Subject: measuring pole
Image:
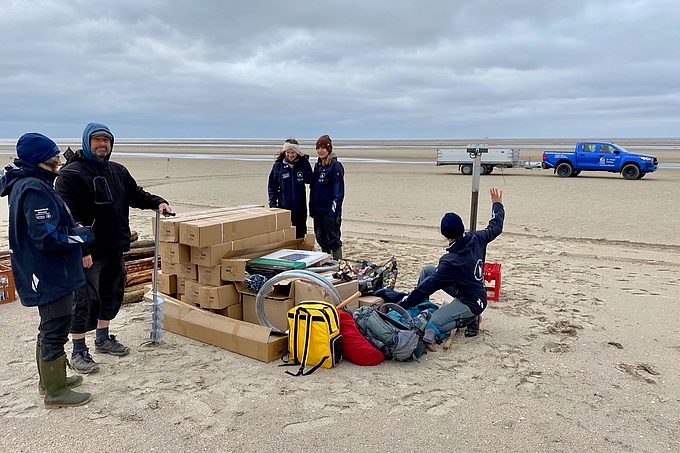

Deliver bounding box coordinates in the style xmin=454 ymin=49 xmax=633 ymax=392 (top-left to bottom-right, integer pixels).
xmin=467 ymin=144 xmax=488 ymax=232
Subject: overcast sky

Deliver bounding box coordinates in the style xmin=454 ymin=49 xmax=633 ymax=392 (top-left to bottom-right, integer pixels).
xmin=1 ymin=0 xmax=679 ymax=139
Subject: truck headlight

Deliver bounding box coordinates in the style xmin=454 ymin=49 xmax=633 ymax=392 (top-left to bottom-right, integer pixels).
xmin=640 ymin=156 xmax=653 ymax=161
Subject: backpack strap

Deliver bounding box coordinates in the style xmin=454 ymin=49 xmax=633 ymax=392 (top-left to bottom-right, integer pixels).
xmin=380 ymin=303 xmax=415 ymax=327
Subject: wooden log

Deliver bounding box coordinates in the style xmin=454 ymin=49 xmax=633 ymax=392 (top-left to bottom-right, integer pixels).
xmin=442 ymin=328 xmax=459 ymax=350
xmin=125 ymin=257 xmax=156 ymax=273
xmin=123 ymin=246 xmax=157 ymax=261
xmin=126 ymin=269 xmax=153 ymax=287
xmin=130 ymin=239 xmax=156 ymax=249
xmin=123 ymin=289 xmax=145 ymax=305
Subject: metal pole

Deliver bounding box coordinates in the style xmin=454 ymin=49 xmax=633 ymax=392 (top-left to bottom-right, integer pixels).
xmin=467 ymin=144 xmax=488 ymax=232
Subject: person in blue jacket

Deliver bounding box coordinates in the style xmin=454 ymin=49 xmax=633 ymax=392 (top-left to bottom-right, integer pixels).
xmin=267 ymin=138 xmax=313 ymax=238
xmin=399 ymin=188 xmax=505 ymax=338
xmin=0 ymin=133 xmax=95 ymax=409
xmin=309 ymin=135 xmax=345 ymax=259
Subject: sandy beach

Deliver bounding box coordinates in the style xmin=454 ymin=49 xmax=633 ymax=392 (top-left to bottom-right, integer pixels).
xmin=1 ymin=141 xmax=679 ymax=452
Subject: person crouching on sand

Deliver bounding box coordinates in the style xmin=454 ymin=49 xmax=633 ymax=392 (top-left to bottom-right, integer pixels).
xmin=399 ymin=188 xmax=505 ymax=338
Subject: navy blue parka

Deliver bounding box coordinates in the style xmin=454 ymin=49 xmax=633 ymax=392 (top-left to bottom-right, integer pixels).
xmin=0 ymin=160 xmax=94 ymax=307
xmin=267 ymin=154 xmax=312 ymax=217
xmin=402 ymin=202 xmax=505 ymax=315
xmin=309 ymin=157 xmax=345 ymax=219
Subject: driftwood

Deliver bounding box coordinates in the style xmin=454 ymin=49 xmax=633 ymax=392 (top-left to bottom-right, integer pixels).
xmin=123 ymin=289 xmax=145 ymax=305
xmin=127 ymin=269 xmax=153 ymax=287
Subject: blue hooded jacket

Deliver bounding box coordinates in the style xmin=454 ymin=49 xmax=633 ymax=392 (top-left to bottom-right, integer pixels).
xmin=401 ymin=202 xmax=505 ymax=315
xmin=0 ymin=159 xmax=94 ymax=307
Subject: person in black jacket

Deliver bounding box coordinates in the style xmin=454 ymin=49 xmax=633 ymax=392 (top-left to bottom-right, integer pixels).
xmin=0 ymin=133 xmax=95 ymax=408
xmin=55 ymin=123 xmax=172 ymax=374
xmin=399 ymin=188 xmax=505 ymax=337
xmin=309 ymin=134 xmax=345 ymax=259
xmin=267 ymin=138 xmax=313 ymax=238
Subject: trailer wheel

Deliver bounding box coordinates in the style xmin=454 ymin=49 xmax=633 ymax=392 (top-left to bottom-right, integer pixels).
xmin=481 ymin=165 xmax=491 ymax=175
xmin=461 ymin=164 xmax=473 ymax=175
xmin=621 ymin=164 xmax=640 ymax=180
xmin=556 ymin=162 xmax=573 ymax=177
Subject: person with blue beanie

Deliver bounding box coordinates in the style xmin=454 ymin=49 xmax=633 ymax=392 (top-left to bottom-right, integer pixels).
xmin=55 ymin=123 xmax=173 ymax=374
xmin=399 ymin=188 xmax=505 ymax=338
xmin=0 ymin=133 xmax=95 ymax=408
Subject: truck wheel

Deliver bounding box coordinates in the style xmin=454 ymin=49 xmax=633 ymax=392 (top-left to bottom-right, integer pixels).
xmin=637 ymin=173 xmax=646 ymax=179
xmin=556 ymin=162 xmax=573 ymax=177
xmin=569 ymin=170 xmax=581 ymax=177
xmin=461 ymin=164 xmax=473 ymax=175
xmin=622 ymin=164 xmax=640 ymax=180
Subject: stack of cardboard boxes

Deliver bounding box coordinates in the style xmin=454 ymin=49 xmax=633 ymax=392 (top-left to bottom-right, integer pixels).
xmin=151 ymin=205 xmax=365 ymax=363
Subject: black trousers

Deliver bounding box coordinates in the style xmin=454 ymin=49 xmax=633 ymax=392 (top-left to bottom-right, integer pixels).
xmin=291 ymin=212 xmax=308 ymax=239
xmin=37 ymin=293 xmax=74 ymax=362
xmin=71 ymin=253 xmax=126 ymax=334
xmin=312 ymin=215 xmax=342 ymax=252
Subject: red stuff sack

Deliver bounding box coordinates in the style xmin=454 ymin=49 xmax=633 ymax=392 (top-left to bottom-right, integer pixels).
xmin=338 ymin=309 xmax=384 ymax=366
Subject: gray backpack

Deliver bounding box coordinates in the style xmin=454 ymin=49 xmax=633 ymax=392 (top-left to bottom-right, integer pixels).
xmin=353 ymin=303 xmax=432 ymax=361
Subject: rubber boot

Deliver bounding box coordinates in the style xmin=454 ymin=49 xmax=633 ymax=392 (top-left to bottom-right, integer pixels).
xmin=464 ymin=315 xmax=480 ymax=338
xmin=39 ymin=355 xmax=92 ymax=409
xmin=37 ymin=345 xmax=83 ymax=396
xmin=332 ymin=247 xmax=343 ymax=260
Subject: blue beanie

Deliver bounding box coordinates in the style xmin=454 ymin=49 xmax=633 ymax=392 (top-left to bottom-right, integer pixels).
xmin=16 ymin=133 xmax=61 ymax=166
xmin=441 ymin=212 xmax=465 ymax=239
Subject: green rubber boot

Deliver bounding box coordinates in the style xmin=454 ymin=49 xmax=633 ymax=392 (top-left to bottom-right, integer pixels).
xmin=39 ymin=355 xmax=92 ymax=409
xmin=37 ymin=345 xmax=83 ymax=396
xmin=332 ymin=247 xmax=343 ymax=260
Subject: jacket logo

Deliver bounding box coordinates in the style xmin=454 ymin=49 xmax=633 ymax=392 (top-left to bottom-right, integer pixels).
xmin=31 ymin=274 xmax=39 ymax=292
xmin=474 ymin=259 xmax=484 ymax=281
xmin=34 ymin=207 xmax=52 ymax=220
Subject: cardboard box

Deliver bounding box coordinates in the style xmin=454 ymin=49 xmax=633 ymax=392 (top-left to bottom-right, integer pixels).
xmin=198 ymin=265 xmax=222 ymax=286
xmin=157 ymin=271 xmax=177 ymax=295
xmin=180 ymin=210 xmax=281 ymax=248
xmin=196 ymin=283 xmax=239 ymax=310
xmin=153 ymin=205 xmax=264 ymax=242
xmin=190 ymin=228 xmax=297 ymax=267
xmin=241 ymin=293 xmax=294 ymax=333
xmin=212 ymin=302 xmax=243 ymax=320
xmin=184 ymin=280 xmax=202 ymax=304
xmin=157 ymin=296 xmax=288 ymax=363
xmin=294 ymin=277 xmax=359 ymax=306
xmin=358 ymin=295 xmax=385 ymax=308
xmin=159 ymin=242 xmax=191 ymax=264
xmin=221 ymin=258 xmax=249 ymax=282
xmin=177 ymin=277 xmax=192 ymax=296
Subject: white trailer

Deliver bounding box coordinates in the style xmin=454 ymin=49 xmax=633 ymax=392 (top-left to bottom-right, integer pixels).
xmin=436 ymin=148 xmax=540 ymax=175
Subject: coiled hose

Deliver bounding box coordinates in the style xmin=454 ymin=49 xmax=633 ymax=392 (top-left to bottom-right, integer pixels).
xmin=255 ymin=269 xmax=342 ymax=333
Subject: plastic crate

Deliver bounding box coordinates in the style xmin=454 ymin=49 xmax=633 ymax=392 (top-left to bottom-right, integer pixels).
xmin=483 ymin=262 xmax=501 ymax=302
xmin=0 ymin=264 xmax=17 ymax=304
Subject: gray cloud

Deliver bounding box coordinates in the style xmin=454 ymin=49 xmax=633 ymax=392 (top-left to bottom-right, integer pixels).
xmin=1 ymin=0 xmax=679 ymax=138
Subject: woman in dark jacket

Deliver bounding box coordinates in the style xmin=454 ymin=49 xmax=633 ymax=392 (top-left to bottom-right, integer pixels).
xmin=309 ymin=134 xmax=345 ymax=259
xmin=267 ymin=138 xmax=313 ymax=238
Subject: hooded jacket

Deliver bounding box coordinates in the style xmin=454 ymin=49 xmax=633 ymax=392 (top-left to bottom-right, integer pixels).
xmin=55 ymin=123 xmax=166 ymax=256
xmin=0 ymin=160 xmax=94 ymax=307
xmin=267 ymin=153 xmax=312 ymax=216
xmin=401 ymin=202 xmax=505 ymax=315
xmin=309 ymin=154 xmax=344 ymax=219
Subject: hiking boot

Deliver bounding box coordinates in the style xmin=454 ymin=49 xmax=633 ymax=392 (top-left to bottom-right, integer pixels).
xmin=39 ymin=355 xmax=92 ymax=409
xmin=95 ymin=335 xmax=130 ymax=356
xmin=71 ymin=350 xmax=100 ymax=374
xmin=37 ymin=345 xmax=83 ymax=395
xmin=464 ymin=315 xmax=480 ymax=338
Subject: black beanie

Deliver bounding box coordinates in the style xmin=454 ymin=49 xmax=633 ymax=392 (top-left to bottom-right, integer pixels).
xmin=440 ymin=212 xmax=465 ymax=239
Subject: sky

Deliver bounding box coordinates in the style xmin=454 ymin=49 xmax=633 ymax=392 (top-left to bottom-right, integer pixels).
xmin=1 ymin=0 xmax=679 ymax=139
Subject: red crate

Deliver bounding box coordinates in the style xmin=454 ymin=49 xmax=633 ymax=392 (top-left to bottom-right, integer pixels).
xmin=484 ymin=262 xmax=501 ymax=302
xmin=0 ymin=264 xmax=17 ymax=304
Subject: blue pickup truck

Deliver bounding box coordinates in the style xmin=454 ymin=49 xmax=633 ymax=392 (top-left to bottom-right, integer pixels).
xmin=542 ymin=142 xmax=658 ymax=179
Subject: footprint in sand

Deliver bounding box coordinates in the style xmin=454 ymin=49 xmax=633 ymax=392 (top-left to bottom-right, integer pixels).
xmin=283 ymin=417 xmax=335 ymax=434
